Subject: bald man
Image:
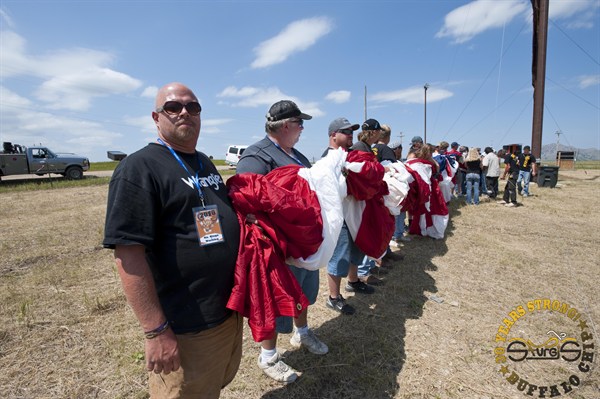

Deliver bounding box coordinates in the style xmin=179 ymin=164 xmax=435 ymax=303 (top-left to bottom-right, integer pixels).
xmin=104 ymin=83 xmax=243 ymax=398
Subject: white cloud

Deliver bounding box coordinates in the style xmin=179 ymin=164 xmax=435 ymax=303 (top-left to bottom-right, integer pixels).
xmin=370 ymin=86 xmax=454 ymax=104
xmin=201 ymin=118 xmax=233 ymax=134
xmin=325 ymin=90 xmax=351 ymax=103
xmin=35 ymin=68 xmax=142 ymax=111
xmin=0 ymin=8 xmax=16 ymax=29
xmin=0 ymin=86 xmax=31 ymax=109
xmin=0 ymin=30 xmax=142 ymax=111
xmin=251 ymin=17 xmax=333 ymax=69
xmin=218 ymin=85 xmax=325 ymax=118
xmin=436 ymin=0 xmax=528 ymax=44
xmin=126 ymin=115 xmax=156 ymax=133
xmin=578 ymin=74 xmax=600 ymax=89
xmin=549 ymin=0 xmax=597 ymax=20
xmin=141 ymin=86 xmax=158 ymax=98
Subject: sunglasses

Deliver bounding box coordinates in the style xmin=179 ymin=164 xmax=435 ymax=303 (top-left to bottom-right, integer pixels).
xmin=289 ymin=119 xmax=304 ymax=127
xmin=156 ymin=101 xmax=202 ymax=116
xmin=337 ymin=129 xmax=354 ymax=135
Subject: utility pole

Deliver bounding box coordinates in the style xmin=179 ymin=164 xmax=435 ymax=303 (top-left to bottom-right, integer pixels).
xmin=531 ymin=0 xmax=549 ymax=160
xmin=555 ymin=130 xmax=562 ymax=153
xmin=364 ymin=85 xmax=367 ymax=122
xmin=424 ymin=83 xmax=429 ymax=144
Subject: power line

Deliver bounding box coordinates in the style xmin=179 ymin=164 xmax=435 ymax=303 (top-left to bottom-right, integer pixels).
xmin=546 ymin=77 xmax=600 ymax=110
xmin=443 ymin=17 xmax=530 ymax=138
xmin=549 ymin=18 xmax=600 ymax=67
xmin=455 ymin=80 xmax=532 ymax=142
xmin=496 ymin=96 xmax=533 ymax=146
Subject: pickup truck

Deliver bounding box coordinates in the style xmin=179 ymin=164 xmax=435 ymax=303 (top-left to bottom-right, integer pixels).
xmin=1 ymin=142 xmax=90 ymax=180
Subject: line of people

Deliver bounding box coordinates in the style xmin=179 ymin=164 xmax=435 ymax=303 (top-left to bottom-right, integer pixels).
xmin=103 ymin=82 xmax=515 ymax=398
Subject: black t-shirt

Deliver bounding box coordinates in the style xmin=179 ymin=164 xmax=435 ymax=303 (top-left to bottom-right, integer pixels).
xmin=466 ymin=160 xmax=482 ymax=173
xmin=373 ymin=143 xmax=397 ymax=162
xmin=349 ymin=141 xmax=373 ymax=153
xmin=518 ymin=153 xmax=536 ymax=171
xmin=504 ymin=153 xmax=519 ymax=174
xmin=103 ymin=143 xmax=240 ymax=334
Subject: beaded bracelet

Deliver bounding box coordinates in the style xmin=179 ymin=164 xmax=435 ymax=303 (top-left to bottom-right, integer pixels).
xmin=144 ymin=320 xmax=170 ymax=339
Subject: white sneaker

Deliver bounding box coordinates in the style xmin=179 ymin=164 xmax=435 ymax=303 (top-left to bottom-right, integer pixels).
xmin=505 ymin=202 xmax=517 ymax=208
xmin=290 ymin=329 xmax=329 ymax=355
xmin=389 ymin=239 xmax=399 ymax=248
xmin=497 ymin=200 xmax=507 ymax=205
xmin=257 ymin=352 xmax=298 ymax=383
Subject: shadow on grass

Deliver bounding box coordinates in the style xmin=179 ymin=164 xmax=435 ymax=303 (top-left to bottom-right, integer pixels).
xmin=259 ymin=211 xmax=457 ymax=398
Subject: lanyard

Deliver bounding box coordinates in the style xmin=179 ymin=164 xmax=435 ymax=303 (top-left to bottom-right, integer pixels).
xmin=157 ymin=138 xmax=206 ymax=207
xmin=269 ymin=138 xmax=306 ymax=166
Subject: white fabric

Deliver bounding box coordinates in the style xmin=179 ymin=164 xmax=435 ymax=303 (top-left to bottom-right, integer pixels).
xmin=438 ymin=159 xmax=458 ymax=203
xmin=406 ymin=161 xmax=432 ymax=214
xmin=427 ymin=214 xmax=449 ymax=240
xmin=288 ymin=148 xmax=347 ymax=270
xmin=381 ymin=161 xmax=413 ymax=216
xmin=406 ymin=160 xmax=446 ymax=239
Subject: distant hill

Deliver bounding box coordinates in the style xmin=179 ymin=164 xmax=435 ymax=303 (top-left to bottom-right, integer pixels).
xmin=541 ymin=144 xmax=600 ymax=161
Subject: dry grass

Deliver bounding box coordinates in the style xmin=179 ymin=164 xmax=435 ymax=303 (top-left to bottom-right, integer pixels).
xmin=0 ymin=170 xmax=598 ymax=399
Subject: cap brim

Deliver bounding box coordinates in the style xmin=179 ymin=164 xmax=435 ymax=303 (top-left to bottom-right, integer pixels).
xmin=298 ymin=112 xmax=312 ymax=120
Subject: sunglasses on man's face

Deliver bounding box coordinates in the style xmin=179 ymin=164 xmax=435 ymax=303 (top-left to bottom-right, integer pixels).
xmin=289 ymin=119 xmax=304 ymax=127
xmin=337 ymin=129 xmax=354 ymax=135
xmin=156 ymin=101 xmax=202 ymax=116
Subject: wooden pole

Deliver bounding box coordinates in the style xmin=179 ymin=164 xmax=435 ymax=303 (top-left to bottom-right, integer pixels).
xmin=424 ymin=83 xmax=429 ymax=144
xmin=531 ymin=0 xmax=549 ymax=159
xmin=364 ymin=85 xmax=367 ymax=121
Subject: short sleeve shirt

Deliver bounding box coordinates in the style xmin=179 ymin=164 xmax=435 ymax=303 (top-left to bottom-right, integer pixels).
xmin=103 ymin=143 xmax=240 ymax=333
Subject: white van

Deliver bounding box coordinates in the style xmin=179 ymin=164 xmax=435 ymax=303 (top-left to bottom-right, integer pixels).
xmin=225 ymin=145 xmax=248 ymax=166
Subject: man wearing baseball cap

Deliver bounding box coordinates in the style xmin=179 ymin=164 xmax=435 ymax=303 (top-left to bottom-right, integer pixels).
xmin=237 ymin=100 xmax=327 ymax=384
xmin=321 ymin=117 xmax=359 ymax=157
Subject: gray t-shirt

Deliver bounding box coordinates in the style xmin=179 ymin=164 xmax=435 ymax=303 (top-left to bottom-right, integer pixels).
xmin=236 ymin=136 xmax=311 ymax=175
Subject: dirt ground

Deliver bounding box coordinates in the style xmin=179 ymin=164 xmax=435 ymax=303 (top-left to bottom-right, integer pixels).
xmin=0 ymin=169 xmax=598 ymax=399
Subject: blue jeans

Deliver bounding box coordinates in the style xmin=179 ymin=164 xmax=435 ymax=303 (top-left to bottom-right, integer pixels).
xmin=357 ymin=255 xmax=375 ymax=278
xmin=517 ymin=170 xmax=531 ymax=195
xmin=328 ymin=223 xmax=365 ymax=277
xmin=480 ymin=173 xmax=487 ymax=195
xmin=275 ymin=266 xmax=319 ymax=333
xmin=392 ymin=212 xmax=406 ymax=240
xmin=466 ymin=173 xmax=480 ymax=204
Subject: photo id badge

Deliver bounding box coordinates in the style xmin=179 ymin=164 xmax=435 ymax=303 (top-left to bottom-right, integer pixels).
xmin=193 ymin=205 xmax=225 ymax=246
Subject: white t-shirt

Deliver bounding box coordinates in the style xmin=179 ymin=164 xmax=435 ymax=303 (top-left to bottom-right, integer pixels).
xmin=482 ymin=152 xmax=501 ymax=177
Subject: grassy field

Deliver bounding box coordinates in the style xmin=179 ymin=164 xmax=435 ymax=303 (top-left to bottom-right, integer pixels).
xmin=0 ymin=169 xmax=598 ymax=398
xmin=89 ymin=159 xmax=228 ymax=171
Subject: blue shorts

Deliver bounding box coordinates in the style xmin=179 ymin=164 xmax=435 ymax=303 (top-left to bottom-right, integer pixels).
xmin=275 ymin=265 xmax=320 ymax=334
xmin=327 ymin=223 xmax=365 ymax=277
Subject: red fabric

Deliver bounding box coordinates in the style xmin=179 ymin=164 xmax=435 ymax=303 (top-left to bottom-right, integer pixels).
xmin=405 ymin=159 xmax=432 ymax=236
xmin=225 ymin=166 xmax=322 ymax=342
xmin=345 ymin=151 xmax=394 ymax=257
xmin=345 ymin=151 xmax=385 ymax=200
xmin=426 ymin=172 xmax=449 ymax=226
xmin=405 ymin=158 xmax=448 ymax=236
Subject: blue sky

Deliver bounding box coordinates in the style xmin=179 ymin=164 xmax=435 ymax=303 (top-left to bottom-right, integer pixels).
xmin=1 ymin=0 xmax=598 ymax=162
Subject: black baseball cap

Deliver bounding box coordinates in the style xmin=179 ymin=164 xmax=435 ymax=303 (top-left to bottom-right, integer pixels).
xmin=362 ymin=118 xmax=382 ymax=131
xmin=266 ymin=100 xmax=312 ymax=122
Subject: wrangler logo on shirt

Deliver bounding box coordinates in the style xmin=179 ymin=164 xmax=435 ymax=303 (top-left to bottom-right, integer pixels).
xmin=182 ymin=173 xmax=223 ymax=191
